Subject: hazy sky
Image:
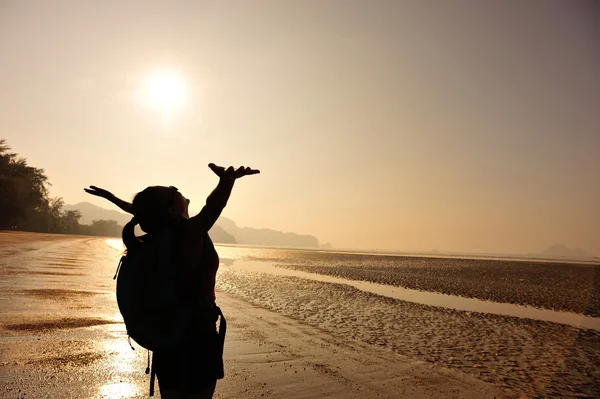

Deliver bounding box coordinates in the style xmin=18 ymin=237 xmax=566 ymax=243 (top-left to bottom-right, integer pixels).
xmin=1 ymin=1 xmax=599 ymax=255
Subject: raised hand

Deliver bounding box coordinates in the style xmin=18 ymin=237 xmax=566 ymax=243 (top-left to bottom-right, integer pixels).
xmin=84 ymin=185 xmax=114 ymax=200
xmin=83 ymin=185 xmax=133 ymax=214
xmin=208 ymin=163 xmax=260 ymax=180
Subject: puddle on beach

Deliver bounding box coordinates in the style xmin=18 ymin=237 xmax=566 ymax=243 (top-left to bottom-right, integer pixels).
xmin=104 ymin=240 xmax=600 ymax=331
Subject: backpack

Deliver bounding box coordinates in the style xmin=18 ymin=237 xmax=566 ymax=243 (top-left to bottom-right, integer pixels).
xmin=113 ymin=230 xmax=226 ymax=396
xmin=114 ymin=228 xmax=190 ymax=351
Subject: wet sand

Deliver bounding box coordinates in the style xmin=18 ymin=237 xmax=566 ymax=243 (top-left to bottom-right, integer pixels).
xmin=1 ymin=232 xmax=598 ymax=398
xmin=0 ymin=232 xmax=504 ymax=399
xmin=218 ymin=268 xmax=600 ymax=398
xmin=225 ymin=260 xmax=600 ymax=330
xmin=235 ymin=248 xmax=600 ymax=317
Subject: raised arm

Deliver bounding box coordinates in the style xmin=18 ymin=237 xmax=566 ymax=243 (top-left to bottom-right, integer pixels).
xmin=84 ymin=186 xmax=133 ymax=214
xmin=190 ymin=164 xmax=259 ymax=233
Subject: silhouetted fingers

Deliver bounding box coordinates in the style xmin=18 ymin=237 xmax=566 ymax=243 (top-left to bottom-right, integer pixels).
xmin=208 ymin=163 xmax=225 ymax=176
xmin=247 ymin=167 xmax=260 ymax=175
xmin=236 ymin=167 xmax=260 ymax=177
xmin=84 ymin=186 xmax=109 ymax=197
xmin=211 ymin=165 xmax=259 ymax=179
xmin=234 ymin=166 xmax=248 ymax=177
xmin=89 ymin=185 xmax=111 ymax=194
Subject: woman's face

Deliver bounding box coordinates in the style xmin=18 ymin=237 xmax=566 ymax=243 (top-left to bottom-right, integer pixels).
xmin=170 ymin=190 xmax=190 ymax=219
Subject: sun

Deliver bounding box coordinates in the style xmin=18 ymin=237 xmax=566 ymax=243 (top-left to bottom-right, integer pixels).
xmin=140 ymin=69 xmax=188 ymax=123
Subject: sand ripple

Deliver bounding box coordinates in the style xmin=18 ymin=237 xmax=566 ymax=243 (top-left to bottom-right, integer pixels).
xmin=241 ymin=251 xmax=600 ymax=317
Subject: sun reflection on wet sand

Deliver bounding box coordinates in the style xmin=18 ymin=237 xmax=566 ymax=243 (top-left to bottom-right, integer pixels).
xmin=103 ymin=339 xmax=137 ymax=372
xmin=99 ymin=325 xmax=145 ymax=398
xmin=105 ymin=239 xmax=124 ymax=251
xmin=99 ymin=382 xmax=138 ymax=398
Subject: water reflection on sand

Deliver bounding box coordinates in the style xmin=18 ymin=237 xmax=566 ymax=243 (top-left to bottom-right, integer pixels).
xmin=105 ymin=239 xmax=124 ymax=251
xmin=234 ymin=260 xmax=600 ymax=331
xmin=98 ymin=317 xmax=144 ymax=398
xmin=98 ymin=382 xmax=137 ymax=398
xmin=102 ymin=339 xmax=137 ymax=373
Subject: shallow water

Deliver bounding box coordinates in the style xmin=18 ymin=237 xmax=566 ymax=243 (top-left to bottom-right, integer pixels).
xmin=233 ymin=260 xmax=600 ymax=331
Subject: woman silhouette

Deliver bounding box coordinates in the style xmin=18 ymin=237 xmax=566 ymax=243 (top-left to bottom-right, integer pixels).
xmin=85 ymin=163 xmax=259 ymax=399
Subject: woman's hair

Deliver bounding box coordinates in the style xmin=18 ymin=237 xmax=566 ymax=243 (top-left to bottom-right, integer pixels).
xmin=122 ymin=217 xmax=140 ymax=252
xmin=122 ymin=186 xmax=175 ymax=251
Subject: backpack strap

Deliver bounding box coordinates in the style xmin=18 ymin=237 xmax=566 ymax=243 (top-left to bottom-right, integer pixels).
xmin=149 ymin=351 xmax=156 ymax=396
xmin=216 ymin=305 xmax=226 ymax=356
xmin=113 ymin=256 xmax=125 ymax=280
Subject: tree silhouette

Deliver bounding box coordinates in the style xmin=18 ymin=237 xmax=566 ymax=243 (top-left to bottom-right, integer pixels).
xmin=0 ymin=139 xmax=50 ymax=229
xmin=0 ymin=139 xmax=122 ymax=236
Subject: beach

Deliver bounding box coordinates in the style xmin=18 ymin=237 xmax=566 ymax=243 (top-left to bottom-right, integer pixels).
xmin=222 ymin=247 xmax=600 ymax=317
xmin=1 ymin=232 xmax=598 ymax=398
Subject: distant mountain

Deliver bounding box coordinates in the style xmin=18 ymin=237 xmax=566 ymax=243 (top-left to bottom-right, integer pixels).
xmin=209 ymin=226 xmax=237 ymax=244
xmin=64 ymin=202 xmax=131 ymax=226
xmin=540 ymin=244 xmax=589 ymax=259
xmin=65 ymin=202 xmax=322 ymax=248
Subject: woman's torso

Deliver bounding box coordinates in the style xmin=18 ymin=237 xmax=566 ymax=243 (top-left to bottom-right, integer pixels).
xmin=172 ymin=222 xmax=219 ymax=304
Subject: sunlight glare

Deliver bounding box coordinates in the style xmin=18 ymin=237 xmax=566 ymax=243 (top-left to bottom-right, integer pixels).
xmin=140 ymin=68 xmax=188 ymax=124
xmin=105 ymin=239 xmax=124 ymax=251
xmin=99 ymin=382 xmax=138 ymax=399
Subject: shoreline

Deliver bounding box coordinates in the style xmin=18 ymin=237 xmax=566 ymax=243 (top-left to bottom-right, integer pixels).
xmin=4 ymin=230 xmax=596 ymax=265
